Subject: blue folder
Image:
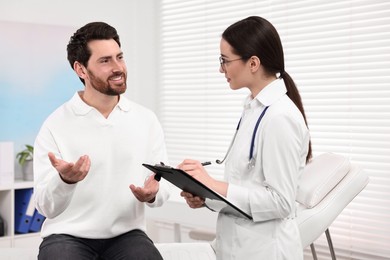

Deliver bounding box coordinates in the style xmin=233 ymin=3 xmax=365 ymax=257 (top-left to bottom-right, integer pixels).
xmin=29 ymin=209 xmax=45 ymax=232
xmin=14 ymin=188 xmax=34 ymax=234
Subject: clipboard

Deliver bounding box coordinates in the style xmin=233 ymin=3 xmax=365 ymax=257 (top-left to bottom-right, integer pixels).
xmin=142 ymin=163 xmax=253 ymax=220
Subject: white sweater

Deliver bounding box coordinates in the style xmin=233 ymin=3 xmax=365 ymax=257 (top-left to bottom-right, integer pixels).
xmin=33 ymin=92 xmax=171 ymax=239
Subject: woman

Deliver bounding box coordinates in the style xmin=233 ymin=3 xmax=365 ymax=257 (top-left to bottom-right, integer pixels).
xmin=178 ymin=16 xmax=312 ymax=260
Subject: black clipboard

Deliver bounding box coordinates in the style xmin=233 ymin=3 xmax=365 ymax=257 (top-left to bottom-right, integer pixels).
xmin=142 ymin=163 xmax=253 ymax=220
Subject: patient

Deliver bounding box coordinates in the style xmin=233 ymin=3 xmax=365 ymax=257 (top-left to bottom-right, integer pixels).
xmin=33 ymin=21 xmax=171 ymax=260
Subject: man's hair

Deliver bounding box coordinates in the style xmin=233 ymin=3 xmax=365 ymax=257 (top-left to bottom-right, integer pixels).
xmin=67 ymin=22 xmax=121 ymax=83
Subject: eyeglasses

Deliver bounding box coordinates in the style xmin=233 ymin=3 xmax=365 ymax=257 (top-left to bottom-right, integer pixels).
xmin=219 ymin=56 xmax=244 ymax=71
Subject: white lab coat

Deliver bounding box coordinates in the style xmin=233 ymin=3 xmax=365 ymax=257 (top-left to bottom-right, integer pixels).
xmin=208 ymin=79 xmax=310 ymax=260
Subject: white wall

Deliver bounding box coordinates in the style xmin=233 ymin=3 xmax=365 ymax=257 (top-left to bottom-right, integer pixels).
xmin=0 ymin=0 xmax=216 ymax=244
xmin=0 ymin=0 xmax=158 ymax=112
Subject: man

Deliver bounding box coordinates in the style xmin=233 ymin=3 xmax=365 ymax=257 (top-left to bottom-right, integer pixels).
xmin=33 ymin=22 xmax=170 ymax=259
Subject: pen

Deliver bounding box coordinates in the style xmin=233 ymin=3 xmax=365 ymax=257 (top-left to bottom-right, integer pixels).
xmin=201 ymin=161 xmax=212 ymax=166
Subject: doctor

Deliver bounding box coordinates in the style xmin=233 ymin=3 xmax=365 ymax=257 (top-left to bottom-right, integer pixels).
xmin=178 ymin=16 xmax=312 ymax=260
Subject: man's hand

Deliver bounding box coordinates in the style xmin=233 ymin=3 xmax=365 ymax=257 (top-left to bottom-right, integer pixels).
xmin=130 ymin=174 xmax=159 ymax=203
xmin=48 ymin=152 xmax=91 ymax=184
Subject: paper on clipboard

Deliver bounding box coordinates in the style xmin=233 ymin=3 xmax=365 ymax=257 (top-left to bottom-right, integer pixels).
xmin=142 ymin=163 xmax=252 ymax=220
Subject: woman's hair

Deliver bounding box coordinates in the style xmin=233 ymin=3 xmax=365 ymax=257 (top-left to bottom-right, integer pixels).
xmin=66 ymin=22 xmax=121 ymax=84
xmin=222 ymin=16 xmax=312 ymax=163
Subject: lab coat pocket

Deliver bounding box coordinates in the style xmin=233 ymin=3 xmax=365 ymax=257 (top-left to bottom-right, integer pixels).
xmin=233 ymin=219 xmax=278 ymax=259
xmin=234 ymin=218 xmax=275 ymax=242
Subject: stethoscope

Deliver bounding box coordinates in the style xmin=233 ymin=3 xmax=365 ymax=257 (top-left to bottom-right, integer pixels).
xmin=216 ymin=106 xmax=269 ymax=168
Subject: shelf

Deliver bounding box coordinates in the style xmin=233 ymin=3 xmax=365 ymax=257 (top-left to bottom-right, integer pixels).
xmin=14 ymin=232 xmax=40 ymax=238
xmin=13 ymin=180 xmax=34 ymax=190
xmin=0 ymin=180 xmax=33 ymax=191
xmin=0 ymin=236 xmax=12 ymax=247
xmin=0 ymin=180 xmax=42 ymax=249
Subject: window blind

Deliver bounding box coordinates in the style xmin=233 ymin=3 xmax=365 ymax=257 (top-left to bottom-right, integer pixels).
xmin=158 ymin=1 xmax=390 ymax=259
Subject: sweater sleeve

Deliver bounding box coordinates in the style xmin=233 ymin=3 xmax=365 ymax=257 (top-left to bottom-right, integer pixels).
xmin=146 ymin=113 xmax=172 ymax=208
xmin=33 ymin=124 xmax=78 ymax=219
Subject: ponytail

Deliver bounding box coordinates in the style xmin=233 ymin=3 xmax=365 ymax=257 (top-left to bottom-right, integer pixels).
xmin=281 ymin=71 xmax=312 ymax=163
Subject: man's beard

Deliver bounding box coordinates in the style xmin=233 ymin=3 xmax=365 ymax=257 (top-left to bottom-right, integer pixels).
xmin=88 ymin=69 xmax=127 ymax=96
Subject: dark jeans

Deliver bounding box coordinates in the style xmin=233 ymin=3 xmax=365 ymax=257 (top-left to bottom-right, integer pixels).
xmin=38 ymin=229 xmax=163 ymax=260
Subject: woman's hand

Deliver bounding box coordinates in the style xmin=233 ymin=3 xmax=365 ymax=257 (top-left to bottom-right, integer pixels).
xmin=180 ymin=191 xmax=205 ymax=209
xmin=177 ymin=159 xmax=215 ymax=189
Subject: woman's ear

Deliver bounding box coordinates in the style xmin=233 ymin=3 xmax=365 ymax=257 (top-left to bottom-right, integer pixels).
xmin=249 ymin=56 xmax=261 ymax=72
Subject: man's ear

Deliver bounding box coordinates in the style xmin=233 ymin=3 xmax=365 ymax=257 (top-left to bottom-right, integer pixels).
xmin=249 ymin=56 xmax=261 ymax=72
xmin=74 ymin=62 xmax=87 ymax=79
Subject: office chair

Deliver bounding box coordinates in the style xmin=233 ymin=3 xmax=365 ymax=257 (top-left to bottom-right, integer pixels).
xmin=155 ymin=153 xmax=369 ymax=260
